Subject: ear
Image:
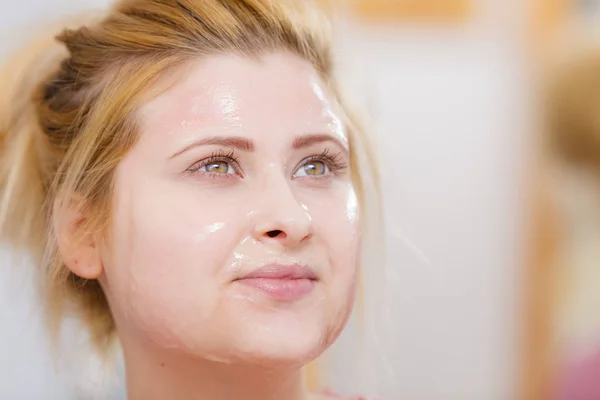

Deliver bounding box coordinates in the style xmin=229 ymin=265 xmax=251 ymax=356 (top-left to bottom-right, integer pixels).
xmin=53 ymin=194 xmax=104 ymax=280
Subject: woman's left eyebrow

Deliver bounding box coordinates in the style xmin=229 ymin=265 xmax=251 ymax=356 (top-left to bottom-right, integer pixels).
xmin=292 ymin=133 xmax=349 ymax=154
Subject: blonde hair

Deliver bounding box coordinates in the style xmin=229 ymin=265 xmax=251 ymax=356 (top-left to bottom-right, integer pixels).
xmin=0 ymin=0 xmax=380 ymax=385
xmin=546 ymin=50 xmax=600 ymax=168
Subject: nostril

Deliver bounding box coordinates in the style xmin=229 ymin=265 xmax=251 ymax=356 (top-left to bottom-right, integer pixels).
xmin=266 ymin=230 xmax=284 ymax=238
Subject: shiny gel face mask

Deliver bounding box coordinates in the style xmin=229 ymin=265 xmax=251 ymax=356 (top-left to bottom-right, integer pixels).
xmin=103 ymin=52 xmax=361 ymax=365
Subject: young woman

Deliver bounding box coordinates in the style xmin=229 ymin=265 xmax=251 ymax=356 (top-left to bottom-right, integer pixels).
xmin=0 ymin=1 xmax=379 ymax=399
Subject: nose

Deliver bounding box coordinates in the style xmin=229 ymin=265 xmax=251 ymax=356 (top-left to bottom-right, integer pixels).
xmin=250 ymin=182 xmax=312 ymax=248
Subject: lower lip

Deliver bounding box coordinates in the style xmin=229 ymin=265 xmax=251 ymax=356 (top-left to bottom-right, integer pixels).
xmin=235 ymin=278 xmax=316 ymax=301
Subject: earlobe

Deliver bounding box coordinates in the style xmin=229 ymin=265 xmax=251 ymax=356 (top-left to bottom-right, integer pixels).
xmin=65 ymin=243 xmax=104 ymax=280
xmin=53 ymin=194 xmax=104 ymax=280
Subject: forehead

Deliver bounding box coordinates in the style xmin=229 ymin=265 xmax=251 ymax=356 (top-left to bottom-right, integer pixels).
xmin=138 ymin=52 xmax=344 ymax=138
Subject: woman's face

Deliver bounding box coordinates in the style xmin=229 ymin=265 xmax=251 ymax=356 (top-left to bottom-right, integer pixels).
xmin=101 ymin=52 xmax=360 ymax=366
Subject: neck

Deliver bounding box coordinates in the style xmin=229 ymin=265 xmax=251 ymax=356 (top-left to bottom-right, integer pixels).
xmin=122 ymin=340 xmax=309 ymax=400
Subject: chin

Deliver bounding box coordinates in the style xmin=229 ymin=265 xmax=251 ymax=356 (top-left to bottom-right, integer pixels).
xmin=234 ymin=344 xmax=325 ymax=369
xmin=227 ymin=322 xmax=331 ymax=367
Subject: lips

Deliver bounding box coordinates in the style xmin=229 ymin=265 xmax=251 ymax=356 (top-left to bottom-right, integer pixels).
xmin=238 ymin=264 xmax=317 ymax=280
xmin=234 ymin=264 xmax=317 ymax=301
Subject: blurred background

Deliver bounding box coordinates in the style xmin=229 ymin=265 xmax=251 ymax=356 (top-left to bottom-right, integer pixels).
xmin=1 ymin=0 xmax=600 ymax=399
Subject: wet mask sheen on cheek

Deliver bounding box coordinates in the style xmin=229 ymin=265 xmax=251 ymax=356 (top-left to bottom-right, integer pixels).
xmin=106 ymin=155 xmax=253 ymax=343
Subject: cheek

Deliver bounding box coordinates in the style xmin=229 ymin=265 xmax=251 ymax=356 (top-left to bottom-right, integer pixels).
xmin=301 ymin=185 xmax=360 ymax=341
xmin=301 ymin=184 xmax=360 ymax=289
xmin=314 ymin=183 xmax=360 ymax=256
xmin=104 ymin=177 xmax=246 ymax=345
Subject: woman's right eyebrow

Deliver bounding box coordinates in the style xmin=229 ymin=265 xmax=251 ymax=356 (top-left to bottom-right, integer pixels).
xmin=169 ymin=136 xmax=255 ymax=159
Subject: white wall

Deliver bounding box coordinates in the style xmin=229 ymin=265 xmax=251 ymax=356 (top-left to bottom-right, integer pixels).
xmin=350 ymin=32 xmax=525 ymax=399
xmin=0 ymin=1 xmax=528 ymax=399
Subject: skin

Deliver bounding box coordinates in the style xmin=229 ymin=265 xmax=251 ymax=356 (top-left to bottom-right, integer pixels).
xmin=60 ymin=51 xmax=361 ymax=400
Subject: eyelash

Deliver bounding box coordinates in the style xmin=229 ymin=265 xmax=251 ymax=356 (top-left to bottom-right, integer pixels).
xmin=298 ymin=149 xmax=348 ymax=177
xmin=186 ymin=148 xmax=349 ymax=179
xmin=187 ymin=149 xmax=242 ymax=178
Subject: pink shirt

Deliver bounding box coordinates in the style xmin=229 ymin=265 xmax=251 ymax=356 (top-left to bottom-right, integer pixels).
xmin=559 ymin=346 xmax=600 ymax=400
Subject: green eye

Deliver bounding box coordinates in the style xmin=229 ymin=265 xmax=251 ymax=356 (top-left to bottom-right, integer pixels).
xmin=296 ymin=161 xmax=328 ymax=177
xmin=203 ymin=161 xmax=232 ymax=174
